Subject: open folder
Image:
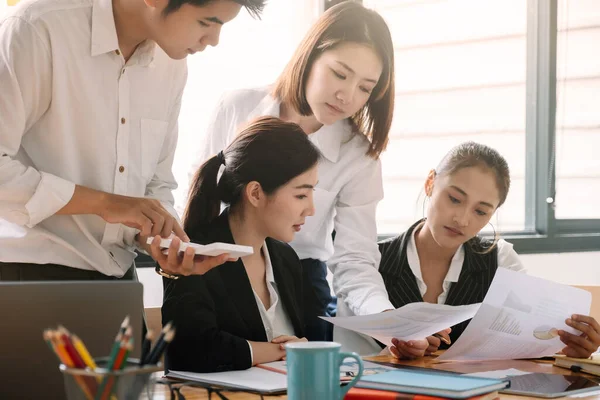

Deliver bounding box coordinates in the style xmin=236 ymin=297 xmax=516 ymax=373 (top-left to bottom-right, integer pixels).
xmin=166 ymin=367 xmax=287 ymax=394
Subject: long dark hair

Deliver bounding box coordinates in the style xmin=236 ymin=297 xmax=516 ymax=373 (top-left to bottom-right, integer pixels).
xmin=183 ymin=116 xmax=321 ymax=238
xmin=272 ymin=1 xmax=395 ymax=159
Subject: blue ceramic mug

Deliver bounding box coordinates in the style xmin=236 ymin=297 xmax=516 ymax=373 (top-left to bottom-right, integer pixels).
xmin=285 ymin=341 xmax=363 ymax=400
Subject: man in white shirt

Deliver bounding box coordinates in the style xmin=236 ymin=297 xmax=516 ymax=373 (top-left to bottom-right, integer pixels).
xmin=0 ymin=0 xmax=265 ymax=281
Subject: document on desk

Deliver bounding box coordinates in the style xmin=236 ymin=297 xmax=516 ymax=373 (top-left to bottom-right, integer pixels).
xmin=437 ymin=268 xmax=592 ymax=362
xmin=321 ymin=302 xmax=481 ymax=346
xmin=166 ymin=367 xmax=287 ymax=394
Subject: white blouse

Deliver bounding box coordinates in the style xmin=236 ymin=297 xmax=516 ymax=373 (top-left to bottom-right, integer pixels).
xmin=406 ymin=229 xmax=526 ymax=304
xmin=247 ymin=243 xmax=295 ymax=363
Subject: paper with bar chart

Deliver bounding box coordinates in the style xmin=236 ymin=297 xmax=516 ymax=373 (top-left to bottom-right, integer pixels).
xmin=437 ymin=268 xmax=592 ymax=362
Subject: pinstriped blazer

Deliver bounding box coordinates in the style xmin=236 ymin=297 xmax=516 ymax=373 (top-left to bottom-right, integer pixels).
xmin=378 ymin=220 xmax=498 ymax=348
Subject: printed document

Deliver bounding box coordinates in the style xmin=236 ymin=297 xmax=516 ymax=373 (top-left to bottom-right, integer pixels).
xmin=437 ymin=269 xmax=591 ymax=362
xmin=321 ymin=302 xmax=481 ymax=346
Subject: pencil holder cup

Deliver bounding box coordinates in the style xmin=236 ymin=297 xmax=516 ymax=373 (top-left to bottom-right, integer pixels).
xmin=60 ymin=357 xmax=163 ymax=400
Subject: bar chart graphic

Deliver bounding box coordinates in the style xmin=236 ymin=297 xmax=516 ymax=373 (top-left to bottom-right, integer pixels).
xmin=489 ymin=308 xmax=522 ymax=335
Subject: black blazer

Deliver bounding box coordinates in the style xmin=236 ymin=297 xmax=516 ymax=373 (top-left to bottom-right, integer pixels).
xmin=378 ymin=220 xmax=499 ymax=347
xmin=162 ymin=210 xmax=308 ymax=373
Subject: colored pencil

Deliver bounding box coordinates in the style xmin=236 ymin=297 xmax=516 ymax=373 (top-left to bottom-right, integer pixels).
xmin=139 ymin=329 xmax=154 ymax=366
xmin=146 ymin=328 xmax=175 ymax=365
xmin=142 ymin=322 xmax=172 ymax=365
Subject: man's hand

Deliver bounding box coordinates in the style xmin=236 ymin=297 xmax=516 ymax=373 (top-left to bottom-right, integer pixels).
xmin=144 ymin=235 xmax=234 ymax=276
xmin=58 ymin=186 xmax=188 ymax=240
xmin=100 ymin=193 xmax=188 ymax=239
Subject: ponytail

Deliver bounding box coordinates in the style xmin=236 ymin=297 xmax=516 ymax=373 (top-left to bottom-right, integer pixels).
xmin=183 ymin=116 xmax=320 ymax=240
xmin=182 ymin=155 xmax=222 ymax=239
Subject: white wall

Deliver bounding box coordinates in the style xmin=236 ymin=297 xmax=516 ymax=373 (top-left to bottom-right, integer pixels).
xmin=523 ymin=251 xmax=600 ymax=286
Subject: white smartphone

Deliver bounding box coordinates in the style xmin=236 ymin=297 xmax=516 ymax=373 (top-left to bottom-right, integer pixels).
xmin=146 ymin=237 xmax=254 ymax=258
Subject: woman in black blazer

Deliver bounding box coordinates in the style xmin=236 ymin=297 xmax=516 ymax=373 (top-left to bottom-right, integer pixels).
xmin=162 ymin=117 xmax=321 ymax=372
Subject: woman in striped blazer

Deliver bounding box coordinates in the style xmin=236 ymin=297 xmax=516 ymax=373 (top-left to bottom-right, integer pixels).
xmin=336 ymin=142 xmax=600 ymax=360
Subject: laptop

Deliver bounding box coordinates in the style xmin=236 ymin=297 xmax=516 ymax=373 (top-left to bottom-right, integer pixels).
xmin=0 ymin=281 xmax=144 ymax=399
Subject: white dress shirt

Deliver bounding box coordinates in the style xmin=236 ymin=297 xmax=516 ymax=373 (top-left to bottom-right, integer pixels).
xmin=405 ymin=231 xmax=526 ymax=303
xmin=336 ymin=233 xmax=527 ymax=355
xmin=0 ymin=0 xmax=187 ymax=276
xmin=247 ymin=243 xmax=295 ymax=363
xmin=190 ymin=87 xmax=394 ymax=316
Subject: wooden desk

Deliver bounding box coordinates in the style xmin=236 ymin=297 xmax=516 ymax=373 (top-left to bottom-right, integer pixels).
xmin=147 ymin=354 xmax=600 ymax=400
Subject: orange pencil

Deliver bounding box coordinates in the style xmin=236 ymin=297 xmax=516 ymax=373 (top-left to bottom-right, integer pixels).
xmin=51 ymin=332 xmax=94 ymax=400
xmin=257 ymin=363 xmax=287 ymax=375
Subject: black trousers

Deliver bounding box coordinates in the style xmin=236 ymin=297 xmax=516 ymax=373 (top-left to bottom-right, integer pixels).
xmin=0 ymin=261 xmax=148 ymax=349
xmin=301 ymin=258 xmax=337 ymax=341
xmin=0 ymin=261 xmax=137 ymax=281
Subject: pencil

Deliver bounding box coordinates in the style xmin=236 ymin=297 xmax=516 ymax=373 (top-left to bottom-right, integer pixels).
xmin=146 ymin=328 xmax=175 ymax=365
xmin=52 ymin=331 xmax=94 ymax=400
xmin=98 ymin=338 xmax=133 ymax=400
xmin=142 ymin=322 xmax=171 ymax=365
xmin=118 ymin=315 xmax=130 ymax=336
xmin=58 ymin=326 xmax=87 ymax=369
xmin=256 ymin=364 xmax=287 ymax=375
xmin=43 ymin=329 xmax=58 ymax=357
xmin=432 ymin=333 xmax=451 ymax=345
xmin=59 ymin=327 xmax=99 ymax=395
xmin=94 ymin=323 xmax=130 ymax=400
xmin=139 ymin=329 xmax=154 ymax=366
xmin=72 ymin=334 xmax=98 ymax=371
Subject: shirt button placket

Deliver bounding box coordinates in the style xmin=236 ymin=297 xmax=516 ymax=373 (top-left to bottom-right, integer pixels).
xmin=115 ymin=61 xmax=130 ymax=196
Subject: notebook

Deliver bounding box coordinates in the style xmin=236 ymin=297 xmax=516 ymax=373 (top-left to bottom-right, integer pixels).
xmin=166 ymin=367 xmax=288 ymax=394
xmin=356 ymin=370 xmax=510 ymax=399
xmin=554 ymin=354 xmax=600 ymax=376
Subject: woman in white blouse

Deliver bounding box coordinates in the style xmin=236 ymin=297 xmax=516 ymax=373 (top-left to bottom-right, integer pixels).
xmin=191 ymin=2 xmax=397 ymax=340
xmin=338 ymin=142 xmax=600 ymax=360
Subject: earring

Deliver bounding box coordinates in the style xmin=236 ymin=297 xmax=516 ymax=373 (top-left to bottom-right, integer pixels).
xmin=487 ymin=221 xmax=497 ymax=238
xmin=421 ymin=195 xmax=429 ymax=220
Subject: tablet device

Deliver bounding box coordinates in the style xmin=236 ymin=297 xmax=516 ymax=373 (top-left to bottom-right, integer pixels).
xmin=501 ymin=373 xmax=600 ymax=398
xmin=147 ymin=237 xmax=254 ymax=258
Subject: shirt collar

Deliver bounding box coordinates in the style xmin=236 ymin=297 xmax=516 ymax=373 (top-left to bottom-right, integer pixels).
xmin=248 ymin=91 xmax=346 ymax=163
xmin=407 ymin=225 xmax=465 ymax=284
xmin=90 ymin=0 xmax=156 ymax=66
xmin=262 ymin=242 xmax=275 ymax=284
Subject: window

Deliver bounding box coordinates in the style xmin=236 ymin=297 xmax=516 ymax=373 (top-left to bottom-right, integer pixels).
xmin=554 ymin=0 xmax=600 ymax=220
xmin=363 ymin=0 xmax=527 ymax=234
xmin=364 ymin=0 xmax=600 ymax=252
